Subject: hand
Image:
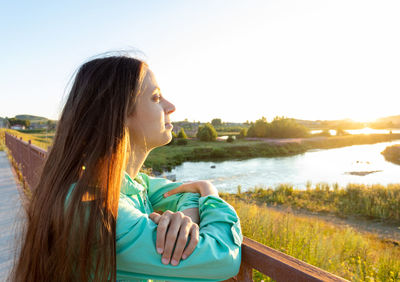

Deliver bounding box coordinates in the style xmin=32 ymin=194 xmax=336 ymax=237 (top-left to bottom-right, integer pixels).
xmin=149 ymin=210 xmax=199 ymax=266
xmin=163 ymin=180 xmax=219 ymax=198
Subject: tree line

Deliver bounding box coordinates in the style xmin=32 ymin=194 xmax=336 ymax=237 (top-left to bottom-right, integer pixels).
xmin=245 ymin=116 xmax=310 ymax=138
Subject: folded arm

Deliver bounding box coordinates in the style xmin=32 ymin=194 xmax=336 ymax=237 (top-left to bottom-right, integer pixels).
xmin=116 ymin=195 xmax=242 ymax=281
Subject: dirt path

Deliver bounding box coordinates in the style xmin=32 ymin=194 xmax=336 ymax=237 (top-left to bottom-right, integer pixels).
xmin=268 ymin=205 xmax=400 ymax=245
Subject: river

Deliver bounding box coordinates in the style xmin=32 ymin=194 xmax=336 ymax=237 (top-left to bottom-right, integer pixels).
xmin=164 ymin=140 xmax=400 ymax=193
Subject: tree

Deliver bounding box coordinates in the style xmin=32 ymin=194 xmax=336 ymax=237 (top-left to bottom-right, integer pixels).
xmin=268 ymin=116 xmax=309 ymax=138
xmin=211 ymin=118 xmax=222 ymax=127
xmin=177 ymin=128 xmax=188 ymax=139
xmin=8 ymin=117 xmax=30 ymax=128
xmin=238 ymin=128 xmax=247 ymax=138
xmin=196 ymin=123 xmax=218 ymax=141
xmin=247 ymin=117 xmax=268 ymax=137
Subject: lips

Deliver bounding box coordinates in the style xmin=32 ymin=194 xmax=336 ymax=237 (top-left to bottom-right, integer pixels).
xmin=165 ymin=122 xmax=173 ymax=129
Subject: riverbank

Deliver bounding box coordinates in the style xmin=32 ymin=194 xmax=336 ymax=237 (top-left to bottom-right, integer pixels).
xmin=221 ymin=195 xmax=400 ymax=281
xmin=146 ymin=133 xmax=400 ymax=173
xmin=221 ymin=183 xmax=400 ymax=224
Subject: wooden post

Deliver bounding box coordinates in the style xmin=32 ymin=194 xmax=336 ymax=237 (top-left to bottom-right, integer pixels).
xmin=236 ymin=262 xmax=253 ymax=281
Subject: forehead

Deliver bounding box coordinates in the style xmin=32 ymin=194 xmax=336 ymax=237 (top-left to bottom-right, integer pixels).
xmin=140 ymin=67 xmax=159 ymax=94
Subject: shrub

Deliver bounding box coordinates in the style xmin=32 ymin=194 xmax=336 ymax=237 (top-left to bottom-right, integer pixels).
xmin=177 ymin=128 xmax=188 ymax=139
xmin=247 ymin=116 xmax=310 ymax=138
xmin=227 ymin=135 xmax=235 ymax=143
xmin=196 ymin=123 xmax=218 ymax=141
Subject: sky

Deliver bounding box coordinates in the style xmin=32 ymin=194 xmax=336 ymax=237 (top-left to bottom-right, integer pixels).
xmin=1 ymin=0 xmax=399 ymax=123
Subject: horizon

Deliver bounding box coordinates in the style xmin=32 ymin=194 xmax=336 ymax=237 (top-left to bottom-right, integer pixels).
xmin=3 ymin=113 xmax=399 ymax=125
xmin=1 ymin=1 xmax=399 ymax=123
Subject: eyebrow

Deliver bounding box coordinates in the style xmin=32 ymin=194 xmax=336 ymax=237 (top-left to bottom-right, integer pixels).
xmin=152 ymin=87 xmax=161 ymax=94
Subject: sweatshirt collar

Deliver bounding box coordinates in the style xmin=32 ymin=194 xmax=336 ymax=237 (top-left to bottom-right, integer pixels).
xmin=121 ymin=171 xmax=145 ymax=196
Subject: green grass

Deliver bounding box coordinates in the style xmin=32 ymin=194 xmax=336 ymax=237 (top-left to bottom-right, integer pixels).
xmin=0 ymin=128 xmax=55 ymax=150
xmin=145 ymin=139 xmax=307 ymax=172
xmin=0 ymin=129 xmax=5 ymax=151
xmin=222 ymin=183 xmax=400 ymax=223
xmin=221 ymin=195 xmax=400 ymax=281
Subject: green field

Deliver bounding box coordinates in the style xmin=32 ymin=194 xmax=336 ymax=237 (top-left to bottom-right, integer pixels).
xmin=145 ymin=139 xmax=307 ymax=172
xmin=0 ymin=128 xmax=55 ymax=150
xmin=221 ymin=194 xmax=400 ymax=281
xmin=222 ymin=183 xmax=400 ymax=223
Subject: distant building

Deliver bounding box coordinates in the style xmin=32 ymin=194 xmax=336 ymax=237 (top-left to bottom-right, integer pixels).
xmin=11 ymin=125 xmax=26 ymax=130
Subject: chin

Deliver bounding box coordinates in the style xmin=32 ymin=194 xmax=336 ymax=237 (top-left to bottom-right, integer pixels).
xmin=156 ymin=131 xmax=173 ymax=147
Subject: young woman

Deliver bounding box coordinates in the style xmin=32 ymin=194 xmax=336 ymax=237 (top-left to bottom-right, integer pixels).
xmin=12 ymin=55 xmax=242 ymax=281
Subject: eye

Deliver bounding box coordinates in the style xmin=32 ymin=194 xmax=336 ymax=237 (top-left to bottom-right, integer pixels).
xmin=152 ymin=94 xmax=161 ymax=103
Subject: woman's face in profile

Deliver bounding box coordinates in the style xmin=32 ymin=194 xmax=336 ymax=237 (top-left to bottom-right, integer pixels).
xmin=126 ymin=67 xmax=176 ymax=150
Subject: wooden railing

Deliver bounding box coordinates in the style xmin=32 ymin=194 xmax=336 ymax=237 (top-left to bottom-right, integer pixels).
xmin=5 ymin=132 xmax=47 ymax=190
xmin=225 ymin=237 xmax=347 ymax=281
xmin=4 ymin=132 xmax=348 ymax=281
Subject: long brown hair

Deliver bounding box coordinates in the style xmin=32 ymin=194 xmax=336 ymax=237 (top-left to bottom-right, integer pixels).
xmin=12 ymin=56 xmax=145 ymax=281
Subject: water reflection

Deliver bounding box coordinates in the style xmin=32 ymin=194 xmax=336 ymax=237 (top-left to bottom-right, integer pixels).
xmin=164 ymin=140 xmax=400 ymax=193
xmin=311 ymin=127 xmax=400 ymax=135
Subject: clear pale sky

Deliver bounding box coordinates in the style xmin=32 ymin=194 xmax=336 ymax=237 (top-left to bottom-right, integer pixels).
xmin=1 ymin=0 xmax=399 ymax=123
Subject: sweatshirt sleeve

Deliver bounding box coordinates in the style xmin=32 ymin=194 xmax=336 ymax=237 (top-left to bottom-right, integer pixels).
xmin=142 ymin=173 xmax=200 ymax=212
xmin=116 ymin=194 xmax=242 ymax=282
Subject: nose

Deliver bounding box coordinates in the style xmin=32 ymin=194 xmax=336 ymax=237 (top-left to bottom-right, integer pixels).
xmin=164 ymin=98 xmax=176 ymax=115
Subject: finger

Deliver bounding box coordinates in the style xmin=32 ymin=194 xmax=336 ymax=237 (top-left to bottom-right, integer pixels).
xmin=156 ymin=211 xmax=172 ymax=255
xmin=161 ymin=212 xmax=184 ymax=265
xmin=170 ymin=218 xmax=192 ymax=266
xmin=149 ymin=212 xmax=161 ymax=224
xmin=182 ymin=224 xmax=199 ymax=260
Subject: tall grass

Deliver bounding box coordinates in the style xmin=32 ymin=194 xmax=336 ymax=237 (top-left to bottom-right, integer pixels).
xmin=0 ymin=129 xmax=5 ymax=151
xmin=0 ymin=128 xmax=54 ymax=150
xmin=226 ymin=183 xmax=400 ymax=223
xmin=221 ymin=195 xmax=400 ymax=281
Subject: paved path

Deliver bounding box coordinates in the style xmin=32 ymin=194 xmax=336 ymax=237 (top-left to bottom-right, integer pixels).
xmin=0 ymin=151 xmax=24 ymax=281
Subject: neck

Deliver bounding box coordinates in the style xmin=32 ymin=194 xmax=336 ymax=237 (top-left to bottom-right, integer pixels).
xmin=126 ymin=144 xmax=151 ymax=179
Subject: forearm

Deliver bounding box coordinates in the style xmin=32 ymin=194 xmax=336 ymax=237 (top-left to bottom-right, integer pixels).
xmin=181 ymin=207 xmax=200 ymax=224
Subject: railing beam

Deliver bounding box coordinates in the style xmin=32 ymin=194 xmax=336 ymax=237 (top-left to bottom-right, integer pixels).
xmin=241 ymin=237 xmax=348 ymax=282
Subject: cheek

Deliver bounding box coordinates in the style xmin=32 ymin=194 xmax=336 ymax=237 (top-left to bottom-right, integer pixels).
xmin=131 ymin=106 xmax=164 ymax=136
xmin=145 ymin=104 xmax=165 ymax=125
